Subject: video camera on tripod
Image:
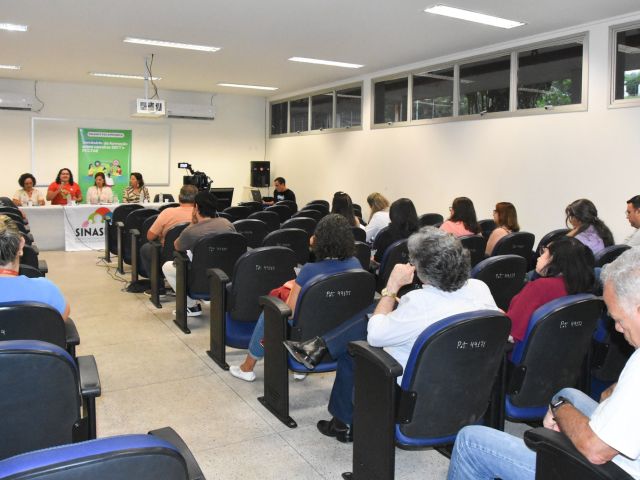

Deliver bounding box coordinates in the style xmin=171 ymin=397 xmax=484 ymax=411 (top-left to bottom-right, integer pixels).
xmin=178 ymin=162 xmax=212 ymax=191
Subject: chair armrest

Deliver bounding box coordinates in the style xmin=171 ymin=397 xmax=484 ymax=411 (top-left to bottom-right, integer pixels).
xmin=348 ymin=341 xmax=403 ymax=379
xmin=64 ymin=317 xmax=80 ymax=346
xmin=78 ymin=355 xmax=101 ymax=398
xmin=31 ymin=244 xmax=40 ymax=255
xmin=149 ymin=239 xmax=161 ymax=249
xmin=130 ymin=228 xmax=140 ymax=237
xmin=174 ymin=250 xmax=189 ymax=263
xmin=116 ymin=221 xmax=124 ymax=229
xmin=208 ymin=267 xmax=229 ymax=283
xmin=259 ymin=295 xmax=292 ymax=319
xmin=38 ymin=259 xmax=48 ymax=274
xmin=149 ymin=427 xmax=206 ymax=480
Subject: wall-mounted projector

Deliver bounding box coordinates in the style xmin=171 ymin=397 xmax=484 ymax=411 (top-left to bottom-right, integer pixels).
xmin=167 ymin=102 xmax=215 ymax=121
xmin=0 ymin=92 xmax=34 ymax=111
xmin=130 ymin=98 xmax=166 ymax=118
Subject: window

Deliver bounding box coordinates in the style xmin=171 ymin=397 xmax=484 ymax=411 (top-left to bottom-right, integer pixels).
xmin=270 ymin=102 xmax=288 ymax=135
xmin=336 ymin=86 xmax=362 ymax=128
xmin=612 ymin=25 xmax=640 ymax=103
xmin=374 ymin=77 xmax=408 ymax=124
xmin=311 ymin=93 xmax=333 ymax=130
xmin=412 ymin=68 xmax=454 ymax=120
xmin=459 ymin=55 xmax=510 ymax=115
xmin=518 ymin=42 xmax=583 ymax=109
xmin=289 ymin=98 xmax=309 ymax=133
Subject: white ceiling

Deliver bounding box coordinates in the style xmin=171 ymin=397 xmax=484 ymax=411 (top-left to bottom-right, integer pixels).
xmin=2 ymin=0 xmax=639 ymax=96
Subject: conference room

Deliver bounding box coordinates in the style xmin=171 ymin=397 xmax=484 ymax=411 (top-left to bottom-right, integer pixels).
xmin=1 ymin=1 xmax=640 ymax=478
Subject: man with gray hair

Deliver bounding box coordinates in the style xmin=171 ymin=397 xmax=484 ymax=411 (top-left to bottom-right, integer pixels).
xmin=284 ymin=227 xmax=499 ymax=441
xmin=447 ymin=247 xmax=640 ymax=479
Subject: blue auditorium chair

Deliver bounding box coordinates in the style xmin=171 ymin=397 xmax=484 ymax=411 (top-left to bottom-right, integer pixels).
xmin=354 ymin=241 xmax=371 ymax=270
xmin=471 ymin=255 xmax=527 ymax=311
xmin=233 ymin=218 xmax=269 ymax=249
xmin=265 ymin=204 xmax=292 ymax=223
xmin=282 ymin=216 xmax=317 ymax=236
xmin=478 ymin=218 xmax=497 ymax=240
xmin=293 ymin=208 xmax=324 ymax=222
xmin=207 ymin=246 xmax=297 ymax=370
xmin=259 ymin=269 xmax=375 ymax=428
xmin=342 ymin=310 xmax=511 ymax=480
xmin=262 ymin=228 xmax=310 ymax=265
xmin=104 ymin=204 xmax=143 ymax=263
xmin=116 ymin=208 xmax=159 ymax=275
xmin=459 ymin=234 xmax=487 ymax=267
xmin=148 ymin=222 xmax=190 ymax=309
xmin=594 ymin=244 xmax=631 ymax=268
xmin=376 ymin=239 xmax=420 ymax=295
xmin=418 ymin=213 xmax=444 ymax=228
xmin=130 ymin=212 xmax=158 ymax=283
xmin=248 ymin=210 xmax=281 ymax=232
xmin=276 ymin=199 xmax=298 ymax=213
xmin=223 ymin=205 xmax=252 ymax=222
xmin=491 ymin=231 xmax=535 ymax=267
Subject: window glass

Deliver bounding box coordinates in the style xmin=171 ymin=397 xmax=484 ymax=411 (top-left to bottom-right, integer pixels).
xmin=374 ymin=77 xmax=408 ymax=123
xmin=518 ymin=42 xmax=583 ymax=109
xmin=459 ymin=55 xmax=510 ymax=115
xmin=336 ymin=86 xmax=362 ymax=128
xmin=412 ymin=68 xmax=454 ymax=120
xmin=270 ymin=102 xmax=288 ymax=135
xmin=614 ymin=27 xmax=640 ymax=101
xmin=311 ymin=93 xmax=333 ymax=130
xmin=289 ymin=98 xmax=309 ymax=133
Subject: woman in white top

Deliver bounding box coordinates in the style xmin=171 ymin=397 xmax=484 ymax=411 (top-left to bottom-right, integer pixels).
xmin=86 ymin=172 xmax=114 ymax=204
xmin=13 ymin=173 xmax=45 ymax=206
xmin=365 ymin=192 xmax=390 ymax=243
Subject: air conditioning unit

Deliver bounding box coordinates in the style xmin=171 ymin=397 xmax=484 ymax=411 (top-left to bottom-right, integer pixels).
xmin=0 ymin=92 xmax=34 ymax=111
xmin=130 ymin=98 xmax=166 ymax=118
xmin=167 ymin=102 xmax=215 ymax=120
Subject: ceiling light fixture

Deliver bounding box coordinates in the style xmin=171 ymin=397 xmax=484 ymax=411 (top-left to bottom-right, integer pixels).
xmin=0 ymin=23 xmax=28 ymax=32
xmin=424 ymin=5 xmax=525 ymax=29
xmin=0 ymin=64 xmax=21 ymax=70
xmin=288 ymin=57 xmax=363 ymax=69
xmin=124 ymin=37 xmax=220 ymax=52
xmin=217 ymin=83 xmax=278 ymax=91
xmin=89 ymin=72 xmax=162 ymax=81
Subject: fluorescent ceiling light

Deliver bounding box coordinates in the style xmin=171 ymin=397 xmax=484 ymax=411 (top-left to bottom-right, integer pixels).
xmin=288 ymin=57 xmax=363 ymax=69
xmin=217 ymin=83 xmax=278 ymax=91
xmin=89 ymin=72 xmax=162 ymax=81
xmin=424 ymin=5 xmax=524 ymax=29
xmin=124 ymin=37 xmax=220 ymax=52
xmin=0 ymin=64 xmax=21 ymax=70
xmin=0 ymin=23 xmax=28 ymax=32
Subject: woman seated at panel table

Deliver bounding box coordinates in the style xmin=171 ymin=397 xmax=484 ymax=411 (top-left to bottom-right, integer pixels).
xmin=46 ymin=168 xmax=82 ymax=205
xmin=13 ymin=173 xmax=45 ymax=207
xmin=440 ymin=196 xmax=480 ymax=237
xmin=86 ymin=172 xmax=114 ymax=204
xmin=565 ymin=198 xmax=614 ymax=255
xmin=485 ymin=202 xmax=520 ymax=256
xmin=123 ymin=172 xmax=150 ymax=203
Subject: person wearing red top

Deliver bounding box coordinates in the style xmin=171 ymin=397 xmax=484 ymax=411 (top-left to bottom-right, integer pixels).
xmin=507 ymin=236 xmax=596 ymax=342
xmin=46 ymin=168 xmax=82 ymax=205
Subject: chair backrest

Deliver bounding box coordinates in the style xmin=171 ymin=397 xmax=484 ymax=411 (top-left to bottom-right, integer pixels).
xmin=20 ymin=244 xmax=39 ymax=269
xmin=276 ymin=199 xmax=298 ymax=213
xmin=216 ymin=211 xmax=234 ymax=221
xmin=263 ymin=228 xmax=310 ymax=265
xmin=535 ymin=228 xmax=570 ymax=255
xmin=1 ymin=211 xmax=25 ymax=225
xmin=123 ymin=209 xmax=160 ymax=263
xmin=290 ymin=269 xmax=375 ymax=341
xmin=294 ymin=208 xmax=324 ymax=222
xmin=0 ymin=340 xmax=81 ymax=459
xmin=306 ymin=200 xmax=329 ymax=209
xmin=238 ymin=201 xmax=262 ymax=213
xmin=153 ymin=193 xmax=175 ymax=202
xmin=158 ymin=202 xmax=180 ymax=212
xmin=139 ymin=214 xmax=159 ymax=247
xmin=228 ymin=246 xmax=297 ymax=322
xmin=109 ymin=204 xmax=144 ymax=254
xmin=282 ymin=217 xmax=317 ymax=236
xmin=0 ymin=302 xmax=67 ymax=349
xmin=377 ymin=238 xmax=409 ymax=291
xmin=304 ymin=203 xmax=330 ymax=215
xmin=265 ymin=204 xmax=292 ymax=223
xmin=188 ymin=232 xmax=247 ymax=295
xmin=478 ymin=219 xmax=497 ymax=240
xmin=594 ymin=244 xmax=631 ymax=268
xmin=354 ymin=241 xmax=371 ymax=270
xmin=351 ymin=226 xmax=366 ymax=242
xmin=223 ymin=205 xmax=252 ymax=221
xmin=18 ymin=264 xmax=44 ymax=278
xmin=397 ymin=311 xmax=510 ymax=445
xmin=0 ymin=434 xmax=190 ymax=480
xmin=248 ymin=211 xmax=281 ymax=232
xmin=508 ymin=294 xmax=603 ymax=418
xmin=471 ymin=255 xmax=527 ymax=311
xmin=161 ymin=223 xmax=190 ymax=263
xmin=0 ymin=197 xmax=15 ymax=207
xmin=233 ymin=219 xmax=269 ymax=249
xmin=352 ymin=203 xmax=363 ymax=218
xmin=491 ymin=231 xmax=535 ymax=266
xmin=459 ymin=235 xmax=487 ymax=267
xmin=0 ymin=206 xmax=21 ymax=215
xmin=418 ymin=213 xmax=444 ymax=227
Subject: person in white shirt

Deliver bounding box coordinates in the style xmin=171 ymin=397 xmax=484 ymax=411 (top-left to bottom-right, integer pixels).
xmin=86 ymin=172 xmax=114 ymax=204
xmin=284 ymin=227 xmax=499 ymax=442
xmin=624 ymin=195 xmax=640 ymax=247
xmin=12 ymin=173 xmax=45 ymax=206
xmin=364 ymin=192 xmax=390 ymax=243
xmin=447 ymin=247 xmax=640 ymax=480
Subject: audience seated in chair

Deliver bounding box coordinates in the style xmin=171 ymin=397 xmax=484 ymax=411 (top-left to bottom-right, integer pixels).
xmin=284 ymin=227 xmax=500 ymax=442
xmin=364 ymin=192 xmax=390 ymax=244
xmin=162 ymin=191 xmax=235 ymax=317
xmin=332 ymin=191 xmax=364 ymax=229
xmin=229 ymin=214 xmax=362 ymax=382
xmin=486 ymin=202 xmax=520 ymax=256
xmin=371 ymin=198 xmax=418 ymax=266
xmin=624 ymin=195 xmax=640 ymax=247
xmin=565 ymin=198 xmax=614 ymax=255
xmin=440 ymin=196 xmax=480 ymax=237
xmin=0 ymin=215 xmax=70 ymax=319
xmin=448 ymin=247 xmax=640 ymax=480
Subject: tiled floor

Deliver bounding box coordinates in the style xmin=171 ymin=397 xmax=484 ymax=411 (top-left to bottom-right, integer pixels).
xmin=43 ymin=250 xmax=526 ymax=479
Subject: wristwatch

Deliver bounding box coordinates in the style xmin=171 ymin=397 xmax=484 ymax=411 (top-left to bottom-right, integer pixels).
xmin=550 ymin=396 xmax=571 ymax=415
xmin=381 ymin=288 xmax=399 ymax=302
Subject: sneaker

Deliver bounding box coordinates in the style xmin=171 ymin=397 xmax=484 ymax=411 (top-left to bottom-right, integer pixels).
xmin=143 ymin=288 xmax=166 ymax=297
xmin=172 ymin=304 xmax=202 ymax=317
xmin=229 ymin=365 xmax=256 ymax=382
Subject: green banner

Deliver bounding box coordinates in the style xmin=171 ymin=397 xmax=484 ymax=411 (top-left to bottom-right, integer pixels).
xmin=77 ymin=128 xmax=132 ymax=202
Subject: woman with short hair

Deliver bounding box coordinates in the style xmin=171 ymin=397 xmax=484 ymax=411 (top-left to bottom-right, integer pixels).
xmin=13 ymin=173 xmax=45 ymax=206
xmin=86 ymin=172 xmax=114 ymax=204
xmin=123 ymin=172 xmax=150 ymax=203
xmin=485 ymin=202 xmax=520 ymax=255
xmin=565 ymin=198 xmax=614 ymax=254
xmin=440 ymin=196 xmax=479 ymax=237
xmin=364 ymin=192 xmax=390 ymax=243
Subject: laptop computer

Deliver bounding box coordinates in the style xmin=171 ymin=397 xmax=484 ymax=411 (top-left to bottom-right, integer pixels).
xmin=250 ymin=189 xmax=262 ymax=202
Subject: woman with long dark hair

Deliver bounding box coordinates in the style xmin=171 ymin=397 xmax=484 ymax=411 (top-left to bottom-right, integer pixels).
xmin=46 ymin=168 xmax=82 ymax=205
xmin=485 ymin=202 xmax=520 ymax=255
xmin=565 ymin=199 xmax=614 ymax=254
xmin=331 ymin=191 xmax=361 ymax=228
xmin=440 ymin=197 xmax=479 ymax=237
xmin=372 ymin=198 xmax=419 ymax=263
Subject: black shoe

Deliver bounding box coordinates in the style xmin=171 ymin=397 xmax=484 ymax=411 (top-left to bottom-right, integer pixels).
xmin=283 ymin=336 xmax=327 ymax=370
xmin=317 ymin=417 xmax=348 ymax=438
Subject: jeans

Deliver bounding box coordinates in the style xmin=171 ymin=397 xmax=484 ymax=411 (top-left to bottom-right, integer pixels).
xmin=248 ymin=312 xmax=266 ymax=360
xmin=447 ymin=388 xmax=598 ymax=480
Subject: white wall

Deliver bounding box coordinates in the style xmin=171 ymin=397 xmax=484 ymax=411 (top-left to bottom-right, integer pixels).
xmin=267 ymin=13 xmax=640 ymax=244
xmin=0 ymin=79 xmax=266 ymax=202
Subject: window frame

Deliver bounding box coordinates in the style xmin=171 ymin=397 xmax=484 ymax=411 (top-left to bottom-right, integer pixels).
xmin=609 ymin=21 xmax=640 ymax=109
